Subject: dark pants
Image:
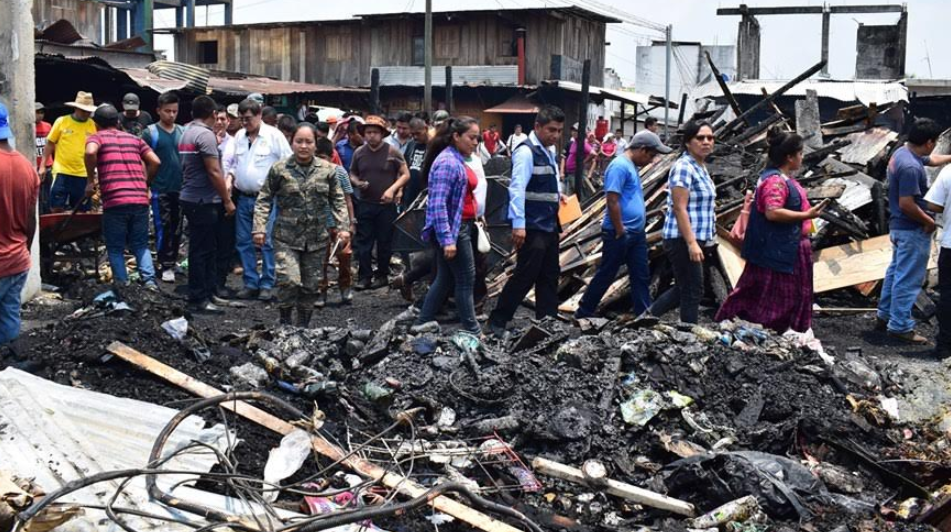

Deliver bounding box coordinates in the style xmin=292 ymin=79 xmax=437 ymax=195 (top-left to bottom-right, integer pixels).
xmin=651 ymin=238 xmax=707 ymax=324
xmin=153 ymin=191 xmax=183 ymax=270
xmin=938 ymin=247 xmax=951 ymax=352
xmin=490 ymin=229 xmax=560 ymax=327
xmin=577 ymin=230 xmax=651 ymax=317
xmin=418 ymin=221 xmax=480 ymax=334
xmin=181 ymin=200 xmax=224 ymax=303
xmin=355 ymin=201 xmax=397 ymax=281
xmin=217 ymin=196 xmax=237 ymax=291
xmin=50 ymin=174 xmax=90 ymax=211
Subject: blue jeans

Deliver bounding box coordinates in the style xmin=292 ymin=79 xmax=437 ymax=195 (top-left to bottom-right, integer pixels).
xmin=577 ymin=230 xmax=651 ymax=317
xmin=50 ymin=174 xmax=90 ymax=211
xmin=102 ymin=204 xmax=156 ymax=284
xmin=877 ymin=228 xmax=933 ymax=333
xmin=0 ymin=271 xmax=28 ymax=344
xmin=417 ymin=221 xmax=480 ymax=334
xmin=235 ymin=194 xmax=276 ymax=290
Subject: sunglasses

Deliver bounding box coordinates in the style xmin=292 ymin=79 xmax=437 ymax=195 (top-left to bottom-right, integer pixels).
xmin=694 ymin=135 xmax=715 ymax=142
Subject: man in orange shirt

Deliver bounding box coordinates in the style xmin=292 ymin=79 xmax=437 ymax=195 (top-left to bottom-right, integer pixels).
xmin=0 ymin=103 xmax=40 ymax=344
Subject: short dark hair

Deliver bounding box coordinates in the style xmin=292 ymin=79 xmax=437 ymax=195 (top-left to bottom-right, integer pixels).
xmin=315 ymin=137 xmax=335 ymax=157
xmin=766 ymin=128 xmax=804 ymax=168
xmin=293 ymin=122 xmax=317 ymax=141
xmin=315 ymin=121 xmax=331 ymax=135
xmin=192 ymin=95 xmax=217 ymax=120
xmin=535 ymin=105 xmax=565 ymax=126
xmin=157 ymin=91 xmax=179 ymax=108
xmin=238 ymin=99 xmax=262 ymax=116
xmin=277 ymin=115 xmax=297 ymax=134
xmin=347 ymin=120 xmax=362 ymax=134
xmin=645 ymin=117 xmax=658 ymax=127
xmin=908 ymin=118 xmax=943 ymax=146
xmin=409 ymin=117 xmax=427 ymax=130
xmin=92 ymin=104 xmax=119 ymax=128
xmin=395 ymin=112 xmax=412 ymax=124
xmin=261 ymin=106 xmax=278 ymax=119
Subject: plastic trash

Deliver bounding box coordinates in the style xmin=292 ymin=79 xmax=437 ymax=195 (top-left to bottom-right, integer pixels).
xmin=687 ymin=495 xmax=765 ymax=529
xmin=263 ymin=429 xmax=313 ymax=502
xmin=620 ymin=388 xmax=664 ymax=426
xmin=363 ymin=381 xmax=395 ymax=401
xmin=666 ymin=390 xmax=694 ymax=408
xmin=230 ymin=362 xmax=269 ymax=388
xmin=451 ymin=331 xmax=481 ymax=354
xmin=161 ymin=317 xmax=189 ymax=341
xmin=93 ymin=290 xmax=117 ymax=307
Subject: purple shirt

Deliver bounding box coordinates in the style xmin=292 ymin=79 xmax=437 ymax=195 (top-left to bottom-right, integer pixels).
xmin=421 ymin=146 xmax=468 ymax=247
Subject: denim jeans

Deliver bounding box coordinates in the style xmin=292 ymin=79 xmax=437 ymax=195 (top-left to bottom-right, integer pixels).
xmin=877 ymin=228 xmax=933 ymax=333
xmin=577 ymin=230 xmax=651 ymax=317
xmin=417 ymin=221 xmax=480 ymax=334
xmin=102 ymin=204 xmax=156 ymax=284
xmin=650 ymin=238 xmax=707 ymax=324
xmin=181 ymin=200 xmax=221 ymax=303
xmin=0 ymin=271 xmax=28 ymax=344
xmin=235 ymin=194 xmax=276 ymax=290
xmin=49 ymin=174 xmax=90 ymax=211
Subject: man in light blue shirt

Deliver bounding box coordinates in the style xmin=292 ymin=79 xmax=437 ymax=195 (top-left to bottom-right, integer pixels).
xmin=576 ymin=131 xmax=671 ymax=319
xmin=489 ymin=105 xmax=566 ymax=336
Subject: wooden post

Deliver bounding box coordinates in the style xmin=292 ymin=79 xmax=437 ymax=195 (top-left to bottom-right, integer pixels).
xmin=423 ymin=0 xmax=433 ymax=117
xmin=370 ymin=68 xmax=381 ymax=116
xmin=575 ymin=59 xmax=591 ymax=200
xmin=705 ymin=50 xmax=744 ymax=124
xmin=619 ymin=103 xmax=625 ymax=138
xmin=445 ymin=65 xmax=453 ymax=116
xmin=718 ymin=60 xmax=826 ymax=137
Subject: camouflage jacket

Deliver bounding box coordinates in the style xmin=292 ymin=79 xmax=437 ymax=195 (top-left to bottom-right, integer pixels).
xmin=253 ymin=156 xmax=348 ymax=250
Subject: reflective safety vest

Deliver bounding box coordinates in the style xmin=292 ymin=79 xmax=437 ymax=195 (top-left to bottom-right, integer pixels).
xmin=513 ymin=140 xmax=559 ymax=233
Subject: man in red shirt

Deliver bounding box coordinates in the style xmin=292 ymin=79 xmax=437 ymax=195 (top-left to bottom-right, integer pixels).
xmin=0 ymin=103 xmax=40 ymax=344
xmin=84 ymin=104 xmax=161 ymax=289
xmin=482 ymin=124 xmax=501 ymax=156
xmin=35 ymin=102 xmax=53 ymax=213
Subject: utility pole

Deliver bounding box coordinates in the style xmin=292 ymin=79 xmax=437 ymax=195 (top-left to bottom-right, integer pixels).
xmin=0 ymin=0 xmax=40 ymax=300
xmin=664 ymin=24 xmax=672 ymax=139
xmin=424 ymin=0 xmax=433 ymax=117
xmin=575 ymin=60 xmax=591 ymax=200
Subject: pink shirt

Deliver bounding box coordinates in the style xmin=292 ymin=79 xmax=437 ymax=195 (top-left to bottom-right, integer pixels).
xmin=87 ymin=129 xmax=152 ymax=209
xmin=757 ymin=174 xmax=812 ymax=235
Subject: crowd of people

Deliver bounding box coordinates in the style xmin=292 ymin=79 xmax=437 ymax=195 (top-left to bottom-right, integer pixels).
xmin=0 ymin=92 xmax=947 ymax=359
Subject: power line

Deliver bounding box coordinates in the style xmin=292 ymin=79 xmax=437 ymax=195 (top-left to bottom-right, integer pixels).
xmin=569 ymin=0 xmax=666 ymax=33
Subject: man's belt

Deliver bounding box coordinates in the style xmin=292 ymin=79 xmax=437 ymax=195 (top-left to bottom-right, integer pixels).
xmin=524 ymin=191 xmax=560 ymax=203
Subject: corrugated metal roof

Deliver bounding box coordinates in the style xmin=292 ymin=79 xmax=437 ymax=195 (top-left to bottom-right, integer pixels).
xmin=208 ymin=75 xmax=369 ymax=95
xmin=120 ymin=67 xmax=193 ymax=93
xmin=542 ymin=80 xmax=678 ymax=109
xmin=354 ymin=0 xmax=622 ymax=23
xmin=484 ymin=94 xmax=540 ymax=114
xmin=693 ymin=79 xmax=908 ymax=106
xmin=837 ymin=127 xmax=899 ymax=166
xmin=376 ymin=66 xmax=518 ymax=87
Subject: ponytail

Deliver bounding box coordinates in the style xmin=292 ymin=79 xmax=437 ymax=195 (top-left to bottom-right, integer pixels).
xmin=420 ymin=116 xmax=478 ymax=188
xmin=766 ymin=127 xmax=804 ymax=168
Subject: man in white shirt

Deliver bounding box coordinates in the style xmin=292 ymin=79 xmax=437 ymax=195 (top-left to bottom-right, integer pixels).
xmin=614 ymin=128 xmax=628 ymax=152
xmin=925 ymin=165 xmax=951 ymax=359
xmin=224 ymin=98 xmax=292 ymax=301
xmin=505 ymin=123 xmax=528 ymax=155
xmin=384 ymin=112 xmax=413 ymax=157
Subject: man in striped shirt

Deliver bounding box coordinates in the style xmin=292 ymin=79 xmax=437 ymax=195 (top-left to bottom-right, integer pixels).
xmin=84 ymin=104 xmax=161 ymax=289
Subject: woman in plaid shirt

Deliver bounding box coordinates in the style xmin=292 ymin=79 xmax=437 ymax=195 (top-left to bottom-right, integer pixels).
xmin=650 ymin=120 xmax=717 ymax=324
xmin=413 ymin=117 xmax=483 ymax=335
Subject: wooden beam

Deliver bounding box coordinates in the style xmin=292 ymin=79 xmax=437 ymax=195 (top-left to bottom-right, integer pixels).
xmin=531 ymin=457 xmax=695 ymax=517
xmin=717 ymin=5 xmax=902 ymax=16
xmin=705 ymin=51 xmax=745 ymax=123
xmin=813 ymin=235 xmax=939 ymax=294
xmin=106 ymin=342 xmax=523 ymax=532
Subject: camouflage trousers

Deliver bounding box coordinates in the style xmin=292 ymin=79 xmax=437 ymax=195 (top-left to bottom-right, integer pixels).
xmin=274 ymin=240 xmax=326 ymax=309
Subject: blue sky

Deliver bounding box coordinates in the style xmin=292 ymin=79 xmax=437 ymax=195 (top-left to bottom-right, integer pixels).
xmin=152 ymin=0 xmax=948 ymax=84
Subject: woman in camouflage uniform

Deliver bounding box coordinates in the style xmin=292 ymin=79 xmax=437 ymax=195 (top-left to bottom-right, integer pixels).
xmin=253 ymin=123 xmax=350 ymax=326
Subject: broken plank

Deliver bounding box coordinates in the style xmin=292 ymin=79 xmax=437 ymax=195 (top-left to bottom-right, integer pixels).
xmin=106 ymin=342 xmax=524 ymax=532
xmin=716 ymin=235 xmax=746 ymax=288
xmin=854 ymin=280 xmax=879 ymax=297
xmin=813 ymin=235 xmax=939 ymax=294
xmin=807 ymin=184 xmax=847 ymax=201
xmin=531 ymin=457 xmax=695 ymax=517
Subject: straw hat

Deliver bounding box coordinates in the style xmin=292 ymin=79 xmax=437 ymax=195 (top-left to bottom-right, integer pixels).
xmin=361 ymin=115 xmax=390 ymax=136
xmin=65 ymin=91 xmax=97 ymax=113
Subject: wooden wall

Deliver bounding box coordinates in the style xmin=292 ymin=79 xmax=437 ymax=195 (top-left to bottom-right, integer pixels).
xmin=33 ymin=0 xmax=103 ymax=43
xmin=176 ymin=10 xmax=607 ymax=88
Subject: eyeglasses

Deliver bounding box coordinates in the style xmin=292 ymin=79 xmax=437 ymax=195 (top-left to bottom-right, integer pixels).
xmin=694 ymin=135 xmax=715 ymax=142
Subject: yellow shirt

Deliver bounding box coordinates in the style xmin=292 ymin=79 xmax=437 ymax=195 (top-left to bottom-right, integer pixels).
xmin=48 ymin=114 xmax=97 ymax=178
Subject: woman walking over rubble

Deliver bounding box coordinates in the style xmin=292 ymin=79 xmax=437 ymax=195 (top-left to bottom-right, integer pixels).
xmin=715 ymin=130 xmax=828 ymax=332
xmin=648 ymin=120 xmax=717 ymax=324
xmin=412 ymin=117 xmax=483 ymax=335
xmin=252 ymin=123 xmax=350 ymax=327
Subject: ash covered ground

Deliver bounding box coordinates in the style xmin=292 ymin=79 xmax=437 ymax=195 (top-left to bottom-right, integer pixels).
xmin=5 ymin=276 xmax=951 ymax=532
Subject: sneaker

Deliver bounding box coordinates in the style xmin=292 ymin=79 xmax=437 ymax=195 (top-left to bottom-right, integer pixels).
xmin=236 ymin=287 xmax=259 ymax=300
xmin=410 ymin=321 xmax=441 ymax=334
xmin=161 ymin=269 xmax=176 ymax=283
xmin=340 ymin=287 xmax=353 ymax=304
xmin=371 ymin=276 xmax=389 ymax=290
xmin=144 ymin=281 xmax=159 ymax=292
xmin=188 ymin=300 xmax=225 ymax=315
xmin=356 ymin=278 xmax=373 ymax=291
xmin=210 ymin=294 xmax=232 ymax=307
xmin=258 ymin=288 xmax=274 ymax=302
xmin=314 ymin=292 xmax=326 ymax=308
xmin=887 ymin=330 xmax=929 ymax=345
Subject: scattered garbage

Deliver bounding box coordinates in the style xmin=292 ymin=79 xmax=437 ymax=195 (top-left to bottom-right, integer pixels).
xmin=161 ymin=317 xmax=189 ymax=341
xmin=262 ymin=429 xmax=313 ymax=502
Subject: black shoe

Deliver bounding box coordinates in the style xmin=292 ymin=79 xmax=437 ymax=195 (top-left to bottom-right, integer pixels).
xmin=279 ymin=307 xmax=293 ymax=325
xmin=236 ymin=287 xmax=259 ymax=300
xmin=189 ymin=300 xmax=225 ymax=315
xmin=488 ymin=321 xmax=507 ymax=339
xmin=371 ymin=276 xmax=389 ymax=289
xmin=258 ymin=288 xmax=274 ymax=302
xmin=210 ymin=295 xmax=232 ymax=307
xmin=216 ymin=286 xmax=237 ymax=299
xmin=356 ymin=278 xmax=373 ymax=291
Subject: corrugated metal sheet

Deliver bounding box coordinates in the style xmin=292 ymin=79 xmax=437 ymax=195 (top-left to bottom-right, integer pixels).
xmin=838 ymin=127 xmax=899 ymax=166
xmin=119 ymin=67 xmax=192 ymax=93
xmin=542 ymin=80 xmax=677 ymax=109
xmin=148 ymin=60 xmax=211 ymax=94
xmin=484 ymin=94 xmax=539 ymax=114
xmin=207 ymin=75 xmax=369 ymax=95
xmin=376 ymin=65 xmax=518 ymax=87
xmin=0 ymin=368 xmax=233 ymax=531
xmin=354 ymin=0 xmax=622 ymax=22
xmin=693 ymin=79 xmax=908 ymax=106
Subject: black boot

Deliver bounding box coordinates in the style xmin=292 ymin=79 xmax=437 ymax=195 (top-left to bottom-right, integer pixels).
xmin=297 ymin=308 xmax=313 ymax=328
xmin=279 ymin=307 xmax=293 ymax=325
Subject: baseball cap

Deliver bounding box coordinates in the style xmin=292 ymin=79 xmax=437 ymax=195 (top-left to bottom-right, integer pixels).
xmin=0 ymin=103 xmax=11 ymax=140
xmin=433 ymin=110 xmax=450 ymax=123
xmin=226 ymin=103 xmax=240 ymax=118
xmin=122 ymin=93 xmax=140 ymax=111
xmin=247 ymin=93 xmax=265 ymax=104
xmin=629 ymin=130 xmax=673 ymax=154
xmin=35 ymin=102 xmax=45 ymax=111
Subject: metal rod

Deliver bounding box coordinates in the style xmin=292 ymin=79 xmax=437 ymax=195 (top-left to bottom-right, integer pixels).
xmin=664 ymin=24 xmax=672 ymax=139
xmin=424 ymin=0 xmax=433 ymax=117
xmin=575 ymin=59 xmax=591 ymax=200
